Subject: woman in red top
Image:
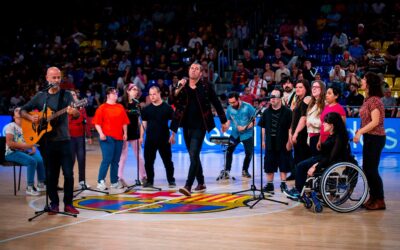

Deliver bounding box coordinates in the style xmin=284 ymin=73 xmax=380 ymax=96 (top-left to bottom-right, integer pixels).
xmin=68 ymin=90 xmax=92 ymax=188
xmin=93 ymin=87 xmax=130 ymax=191
xmin=354 ymin=72 xmax=386 ymax=210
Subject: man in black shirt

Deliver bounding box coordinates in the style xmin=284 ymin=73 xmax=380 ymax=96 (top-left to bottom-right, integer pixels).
xmin=345 ymin=83 xmax=364 ymax=117
xmin=258 ymin=87 xmax=292 ymax=194
xmin=142 ymin=86 xmax=175 ymax=188
xmin=171 ymin=62 xmax=229 ymax=196
xmin=20 ymin=66 xmax=80 ymax=215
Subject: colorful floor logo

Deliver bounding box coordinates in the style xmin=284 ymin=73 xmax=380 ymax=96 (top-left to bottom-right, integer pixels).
xmin=73 ymin=190 xmax=253 ymax=214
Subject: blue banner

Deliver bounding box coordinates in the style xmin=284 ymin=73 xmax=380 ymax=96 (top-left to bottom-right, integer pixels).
xmin=1 ymin=115 xmax=398 ymax=153
xmin=171 ymin=118 xmax=400 ymax=153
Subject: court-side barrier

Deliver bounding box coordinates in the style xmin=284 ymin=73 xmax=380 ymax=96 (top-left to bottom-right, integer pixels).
xmin=1 ymin=116 xmax=398 ymax=153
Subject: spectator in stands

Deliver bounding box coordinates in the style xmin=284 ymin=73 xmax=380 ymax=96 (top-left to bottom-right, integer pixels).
xmin=188 ymin=31 xmax=203 ymax=49
xmin=253 ymin=50 xmax=267 ymax=73
xmin=385 ymin=34 xmax=400 ymax=76
xmin=249 ymin=71 xmax=268 ymax=97
xmin=242 ymin=50 xmax=254 ymax=73
xmin=329 ymin=28 xmax=349 ymax=55
xmin=275 ymin=60 xmax=291 ymax=84
xmin=293 ymin=18 xmax=308 ymax=41
xmin=302 ymin=59 xmax=317 ymax=83
xmin=279 ymin=36 xmax=293 ymax=63
xmin=329 ymin=64 xmax=346 ymax=84
xmin=381 ymin=88 xmax=397 ymax=117
xmin=231 ymin=61 xmax=249 ymax=92
xmin=345 ymin=62 xmax=361 ymax=86
xmin=348 ymin=37 xmax=365 ymax=64
xmin=263 ymin=62 xmax=275 ymax=90
xmin=271 ymin=48 xmax=288 ymax=71
xmin=368 ymin=48 xmax=387 ymax=74
xmin=240 ymin=86 xmax=256 ymax=106
xmin=346 ymin=83 xmax=364 ymax=117
xmin=339 ymin=51 xmax=354 ymax=71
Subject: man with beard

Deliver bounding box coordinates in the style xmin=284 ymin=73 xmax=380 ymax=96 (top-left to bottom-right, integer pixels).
xmin=223 ymin=91 xmax=256 ymax=179
xmin=281 ymin=77 xmax=296 ymax=110
xmin=345 ymin=83 xmax=364 ymax=117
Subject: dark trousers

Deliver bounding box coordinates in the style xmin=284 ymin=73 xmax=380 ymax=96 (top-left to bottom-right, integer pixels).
xmin=363 ymin=134 xmax=386 ymax=199
xmin=292 ymin=140 xmax=311 ymax=176
xmin=183 ymin=128 xmax=206 ymax=188
xmin=71 ymin=136 xmax=86 ymax=182
xmin=46 ymin=140 xmax=74 ymax=206
xmin=225 ymin=136 xmax=253 ymax=172
xmin=144 ymin=140 xmax=175 ymax=184
xmin=295 ymin=156 xmax=321 ymax=192
xmin=309 ymin=135 xmax=320 ymax=157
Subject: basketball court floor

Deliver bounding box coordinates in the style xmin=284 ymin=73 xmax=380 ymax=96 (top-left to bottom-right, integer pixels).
xmin=0 ymin=143 xmax=399 ymax=249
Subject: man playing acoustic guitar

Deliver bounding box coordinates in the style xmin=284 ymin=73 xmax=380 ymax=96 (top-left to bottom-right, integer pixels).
xmin=20 ymin=66 xmax=81 ymax=215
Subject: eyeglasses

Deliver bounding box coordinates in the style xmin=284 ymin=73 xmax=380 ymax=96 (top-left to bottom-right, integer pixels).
xmin=129 ymin=88 xmax=139 ymax=91
xmin=312 ymin=86 xmax=321 ymax=89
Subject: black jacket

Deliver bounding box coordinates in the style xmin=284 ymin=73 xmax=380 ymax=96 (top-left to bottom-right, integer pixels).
xmin=170 ymin=79 xmax=227 ymax=133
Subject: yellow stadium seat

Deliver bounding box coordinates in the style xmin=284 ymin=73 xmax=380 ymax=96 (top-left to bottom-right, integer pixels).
xmin=92 ymin=39 xmax=102 ymax=50
xmin=384 ymin=77 xmax=393 ymax=88
xmin=392 ymin=77 xmax=400 ymax=91
xmin=369 ymin=41 xmax=381 ymax=50
xmin=382 ymin=41 xmax=393 ymax=52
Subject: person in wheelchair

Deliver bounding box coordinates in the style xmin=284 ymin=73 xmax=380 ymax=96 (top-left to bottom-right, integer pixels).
xmin=285 ymin=112 xmax=352 ymax=199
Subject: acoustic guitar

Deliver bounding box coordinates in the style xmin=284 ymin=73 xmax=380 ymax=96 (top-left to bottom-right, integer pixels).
xmin=21 ymin=98 xmax=88 ymax=145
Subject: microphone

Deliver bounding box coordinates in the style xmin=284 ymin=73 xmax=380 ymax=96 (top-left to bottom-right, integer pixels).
xmin=176 ymin=77 xmax=188 ymax=89
xmin=42 ymin=82 xmax=55 ymax=91
xmin=256 ymin=95 xmax=277 ymax=102
xmin=131 ymin=98 xmax=140 ymax=104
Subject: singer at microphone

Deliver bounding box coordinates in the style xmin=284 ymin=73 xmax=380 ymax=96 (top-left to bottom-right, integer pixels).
xmin=176 ymin=77 xmax=188 ymax=89
xmin=42 ymin=82 xmax=56 ymax=91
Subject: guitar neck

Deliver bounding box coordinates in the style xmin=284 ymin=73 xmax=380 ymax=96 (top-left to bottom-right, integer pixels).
xmin=47 ymin=106 xmax=69 ymax=122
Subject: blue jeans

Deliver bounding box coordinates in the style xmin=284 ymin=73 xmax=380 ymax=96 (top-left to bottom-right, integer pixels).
xmin=5 ymin=150 xmax=45 ymax=186
xmin=295 ymin=156 xmax=321 ymax=192
xmin=98 ymin=136 xmax=123 ymax=184
xmin=183 ymin=128 xmax=206 ymax=188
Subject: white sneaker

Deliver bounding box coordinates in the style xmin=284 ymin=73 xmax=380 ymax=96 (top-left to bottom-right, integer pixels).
xmin=26 ymin=186 xmax=40 ymax=196
xmin=79 ymin=181 xmax=91 ymax=188
xmin=97 ymin=180 xmax=107 ymax=191
xmin=36 ymin=182 xmax=46 ymax=192
xmin=110 ymin=181 xmax=123 ymax=189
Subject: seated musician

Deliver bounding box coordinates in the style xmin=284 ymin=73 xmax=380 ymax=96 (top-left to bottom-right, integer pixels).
xmin=224 ymin=91 xmax=255 ymax=178
xmin=284 ymin=112 xmax=353 ymax=199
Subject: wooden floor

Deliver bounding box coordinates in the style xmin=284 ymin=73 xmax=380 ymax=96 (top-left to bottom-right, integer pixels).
xmin=0 ymin=141 xmax=399 ymax=250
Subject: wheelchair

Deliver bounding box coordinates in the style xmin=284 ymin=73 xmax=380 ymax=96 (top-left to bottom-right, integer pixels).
xmin=299 ymin=161 xmax=368 ymax=213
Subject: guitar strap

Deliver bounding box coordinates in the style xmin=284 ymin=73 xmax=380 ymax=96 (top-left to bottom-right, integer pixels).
xmin=52 ymin=89 xmax=65 ymax=125
xmin=57 ymin=89 xmax=66 ymax=111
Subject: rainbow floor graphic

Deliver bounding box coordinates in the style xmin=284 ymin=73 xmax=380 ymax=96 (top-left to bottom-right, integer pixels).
xmin=73 ymin=190 xmax=253 ymax=214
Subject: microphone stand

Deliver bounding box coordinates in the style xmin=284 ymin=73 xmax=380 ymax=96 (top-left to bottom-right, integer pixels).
xmin=29 ymin=87 xmax=76 ymax=221
xmin=73 ymin=107 xmax=109 ymax=197
xmin=231 ymin=103 xmax=288 ymax=208
xmin=125 ymin=102 xmax=161 ymax=192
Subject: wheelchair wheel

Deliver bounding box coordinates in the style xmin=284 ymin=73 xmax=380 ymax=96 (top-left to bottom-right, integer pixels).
xmin=319 ymin=162 xmax=368 ymax=213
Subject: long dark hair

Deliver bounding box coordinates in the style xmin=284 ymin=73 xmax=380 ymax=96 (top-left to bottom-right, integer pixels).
xmin=365 ymin=71 xmax=383 ymax=97
xmin=324 ymin=112 xmax=348 ymax=142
